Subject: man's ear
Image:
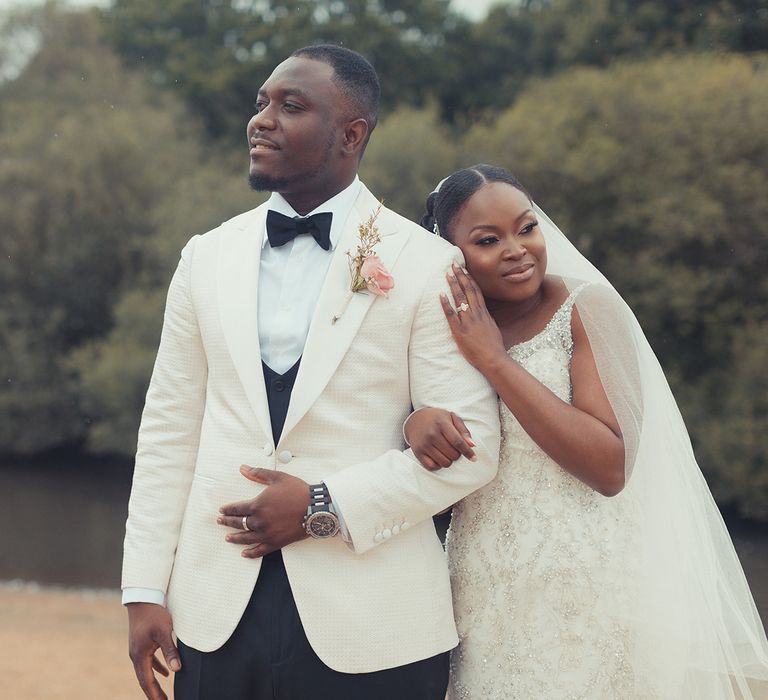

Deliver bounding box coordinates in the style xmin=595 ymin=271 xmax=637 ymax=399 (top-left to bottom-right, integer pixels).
xmin=341 ymin=118 xmax=369 ymax=157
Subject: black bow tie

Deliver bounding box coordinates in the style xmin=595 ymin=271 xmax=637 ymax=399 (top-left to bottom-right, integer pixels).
xmin=266 ymin=210 xmax=333 ymax=251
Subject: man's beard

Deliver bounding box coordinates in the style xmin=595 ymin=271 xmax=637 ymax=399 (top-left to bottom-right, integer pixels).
xmin=249 ymin=172 xmax=290 ymax=192
xmin=248 ymin=131 xmax=336 ymax=193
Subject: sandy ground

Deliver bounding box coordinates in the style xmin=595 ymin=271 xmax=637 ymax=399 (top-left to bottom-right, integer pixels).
xmin=0 ymin=585 xmax=173 ymax=700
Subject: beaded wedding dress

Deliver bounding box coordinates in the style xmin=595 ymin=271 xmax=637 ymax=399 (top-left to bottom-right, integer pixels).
xmin=447 ymin=284 xmax=648 ymax=699
xmin=444 ymin=267 xmax=768 ymax=698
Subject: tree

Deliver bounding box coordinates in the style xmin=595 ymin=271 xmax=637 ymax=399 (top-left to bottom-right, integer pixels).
xmin=0 ymin=4 xmax=255 ymax=453
xmin=436 ymin=0 xmax=768 ymax=123
xmin=104 ymin=0 xmax=459 ymax=142
xmin=360 ymin=105 xmax=460 ymax=220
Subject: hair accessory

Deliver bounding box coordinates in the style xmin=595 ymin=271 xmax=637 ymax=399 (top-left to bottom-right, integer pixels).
xmin=433 ymin=222 xmax=440 ymax=236
xmin=431 ymin=176 xmax=449 ymax=196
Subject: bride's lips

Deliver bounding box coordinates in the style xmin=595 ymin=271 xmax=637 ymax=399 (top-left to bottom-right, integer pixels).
xmin=502 ymin=263 xmax=535 ymax=282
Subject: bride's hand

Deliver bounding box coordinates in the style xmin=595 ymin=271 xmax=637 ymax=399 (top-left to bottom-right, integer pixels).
xmin=440 ymin=263 xmax=507 ymax=371
xmin=404 ymin=407 xmax=476 ymax=470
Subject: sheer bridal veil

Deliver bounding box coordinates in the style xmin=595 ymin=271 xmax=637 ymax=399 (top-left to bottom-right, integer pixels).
xmin=534 ymin=203 xmax=768 ymax=698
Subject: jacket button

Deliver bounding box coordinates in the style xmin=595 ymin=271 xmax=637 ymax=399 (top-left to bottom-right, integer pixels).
xmin=401 ymin=521 xmax=410 ymax=531
xmin=392 ymin=525 xmax=400 ymax=536
xmin=263 ymin=443 xmax=274 ymax=456
xmin=382 ymin=528 xmax=392 ymax=540
xmin=278 ymin=450 xmax=292 ymax=464
xmin=374 ymin=532 xmax=383 ymax=543
xmin=273 ymin=379 xmax=285 ymax=392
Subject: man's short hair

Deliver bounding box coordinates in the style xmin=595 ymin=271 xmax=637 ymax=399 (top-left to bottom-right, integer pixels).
xmin=291 ymin=45 xmax=380 ymax=134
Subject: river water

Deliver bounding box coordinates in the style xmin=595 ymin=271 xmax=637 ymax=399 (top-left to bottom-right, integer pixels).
xmin=1 ymin=458 xmax=766 ymax=630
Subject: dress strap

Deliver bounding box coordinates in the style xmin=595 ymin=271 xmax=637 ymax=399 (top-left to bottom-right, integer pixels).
xmin=548 ymin=282 xmax=590 ymax=354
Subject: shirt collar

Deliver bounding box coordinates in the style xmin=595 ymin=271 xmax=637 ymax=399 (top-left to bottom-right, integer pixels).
xmin=262 ymin=176 xmax=362 ymax=250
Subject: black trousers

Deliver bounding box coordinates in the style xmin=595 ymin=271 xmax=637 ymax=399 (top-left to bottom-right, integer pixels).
xmin=174 ymin=552 xmax=449 ymax=700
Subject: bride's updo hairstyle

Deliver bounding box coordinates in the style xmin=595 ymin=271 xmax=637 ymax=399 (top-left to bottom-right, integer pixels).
xmin=421 ymin=164 xmax=530 ymax=241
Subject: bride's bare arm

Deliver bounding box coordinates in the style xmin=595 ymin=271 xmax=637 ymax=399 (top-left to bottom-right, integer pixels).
xmin=442 ymin=266 xmax=625 ymax=497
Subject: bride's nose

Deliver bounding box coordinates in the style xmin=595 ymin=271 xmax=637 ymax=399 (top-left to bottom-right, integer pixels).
xmin=502 ymin=241 xmax=525 ymax=260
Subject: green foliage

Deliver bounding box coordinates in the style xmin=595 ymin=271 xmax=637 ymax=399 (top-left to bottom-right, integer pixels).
xmin=104 ymin=0 xmax=459 ymax=141
xmin=438 ymin=0 xmax=768 ymax=122
xmin=360 ymin=105 xmax=460 ymax=221
xmin=69 ymin=288 xmax=166 ymax=455
xmin=0 ymin=5 xmax=256 ymax=454
xmin=102 ymin=0 xmax=768 ymax=132
xmin=463 ymin=53 xmax=768 ymax=516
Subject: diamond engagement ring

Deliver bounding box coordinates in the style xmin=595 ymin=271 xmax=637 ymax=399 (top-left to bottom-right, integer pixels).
xmin=457 ymin=302 xmax=470 ymax=314
xmin=242 ymin=515 xmax=251 ymax=531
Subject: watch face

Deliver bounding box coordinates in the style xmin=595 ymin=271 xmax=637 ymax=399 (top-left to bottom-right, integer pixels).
xmin=307 ymin=512 xmax=340 ymax=539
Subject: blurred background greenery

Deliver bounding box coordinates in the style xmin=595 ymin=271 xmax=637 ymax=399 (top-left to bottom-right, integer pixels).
xmin=0 ymin=0 xmax=766 ymax=605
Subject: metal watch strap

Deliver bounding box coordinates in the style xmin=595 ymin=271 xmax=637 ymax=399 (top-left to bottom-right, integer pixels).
xmin=308 ymin=482 xmax=333 ymax=513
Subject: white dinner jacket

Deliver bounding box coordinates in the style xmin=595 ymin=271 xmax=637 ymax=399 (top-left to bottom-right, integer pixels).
xmin=122 ymin=184 xmax=501 ymax=673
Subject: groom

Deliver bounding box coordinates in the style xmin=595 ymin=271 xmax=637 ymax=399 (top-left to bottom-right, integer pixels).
xmin=122 ymin=45 xmax=500 ymax=700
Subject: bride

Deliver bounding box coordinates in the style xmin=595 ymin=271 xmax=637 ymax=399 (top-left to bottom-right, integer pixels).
xmin=405 ymin=164 xmax=768 ymax=698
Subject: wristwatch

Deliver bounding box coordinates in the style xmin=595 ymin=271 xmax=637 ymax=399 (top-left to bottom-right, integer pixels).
xmin=303 ymin=482 xmax=340 ymax=539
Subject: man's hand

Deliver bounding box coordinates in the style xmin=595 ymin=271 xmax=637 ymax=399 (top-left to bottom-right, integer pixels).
xmin=217 ymin=466 xmax=311 ymax=558
xmin=127 ymin=602 xmax=180 ymax=700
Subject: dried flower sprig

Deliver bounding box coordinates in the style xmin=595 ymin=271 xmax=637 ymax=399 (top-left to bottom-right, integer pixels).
xmin=332 ymin=202 xmax=393 ymax=323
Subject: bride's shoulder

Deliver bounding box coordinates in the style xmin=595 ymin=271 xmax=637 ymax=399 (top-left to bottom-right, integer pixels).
xmin=557 ymin=277 xmax=626 ymax=310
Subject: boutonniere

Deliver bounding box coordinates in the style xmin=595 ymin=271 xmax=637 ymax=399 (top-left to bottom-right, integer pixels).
xmin=331 ymin=202 xmax=394 ymax=324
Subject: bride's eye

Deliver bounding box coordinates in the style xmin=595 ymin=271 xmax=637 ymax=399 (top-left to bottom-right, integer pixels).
xmin=519 ymin=221 xmax=538 ymax=236
xmin=476 ymin=236 xmax=498 ymax=246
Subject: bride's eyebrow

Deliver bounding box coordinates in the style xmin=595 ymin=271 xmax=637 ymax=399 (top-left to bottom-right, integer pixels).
xmin=468 ymin=209 xmax=534 ymax=235
xmin=468 ymin=224 xmax=500 ymax=234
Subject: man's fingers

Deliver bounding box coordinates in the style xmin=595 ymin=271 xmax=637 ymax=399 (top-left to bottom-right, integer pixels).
xmin=225 ymin=530 xmax=263 ymax=545
xmin=151 ymin=655 xmax=169 ymax=678
xmin=216 ymin=514 xmax=263 ymax=533
xmin=158 ymin=634 xmax=181 ymax=674
xmin=242 ymin=543 xmax=274 ymax=559
xmin=219 ymin=498 xmax=256 ymax=516
xmin=134 ymin=655 xmax=167 ymax=700
xmin=239 ymin=464 xmax=277 ymax=484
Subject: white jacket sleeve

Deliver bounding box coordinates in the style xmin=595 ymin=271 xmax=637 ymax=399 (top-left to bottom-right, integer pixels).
xmin=323 ymin=247 xmax=500 ymax=554
xmin=121 ymin=236 xmax=207 ymax=592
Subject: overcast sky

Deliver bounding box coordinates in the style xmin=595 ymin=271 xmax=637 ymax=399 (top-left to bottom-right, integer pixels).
xmin=0 ymin=0 xmax=507 ymax=21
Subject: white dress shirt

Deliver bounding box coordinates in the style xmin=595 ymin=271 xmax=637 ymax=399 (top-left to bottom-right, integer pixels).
xmin=123 ymin=178 xmax=361 ymax=606
xmin=258 ymin=178 xmax=361 ymax=372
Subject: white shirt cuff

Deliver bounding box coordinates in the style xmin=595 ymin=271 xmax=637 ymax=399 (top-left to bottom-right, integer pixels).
xmin=324 ymin=481 xmax=354 ymax=549
xmin=122 ymin=587 xmax=166 ymax=606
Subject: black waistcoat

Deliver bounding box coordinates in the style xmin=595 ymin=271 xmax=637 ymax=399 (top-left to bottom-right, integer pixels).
xmin=261 ymin=358 xmax=301 ymax=444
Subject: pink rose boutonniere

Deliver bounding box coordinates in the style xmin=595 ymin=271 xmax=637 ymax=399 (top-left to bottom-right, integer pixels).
xmin=332 ymin=202 xmax=395 ymax=323
xmin=359 ymin=255 xmax=395 ymax=297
